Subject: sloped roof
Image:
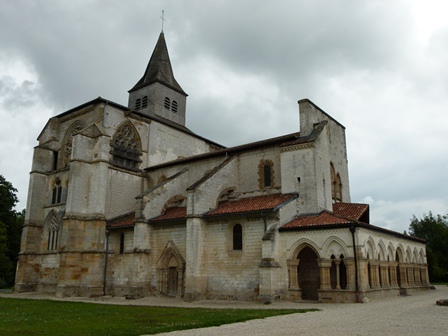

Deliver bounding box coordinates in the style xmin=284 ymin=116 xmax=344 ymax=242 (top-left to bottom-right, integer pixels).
xmin=203 ymin=193 xmax=299 ymax=217
xmin=106 ymin=212 xmax=135 ymax=229
xmin=281 ymin=210 xmax=355 ymax=230
xmin=333 ymin=203 xmax=369 ymax=222
xmin=129 ymin=33 xmax=186 ymax=96
xmin=149 ymin=207 xmax=186 ymax=222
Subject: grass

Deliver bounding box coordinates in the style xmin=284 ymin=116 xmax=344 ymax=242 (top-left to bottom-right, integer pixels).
xmin=0 ymin=297 xmax=318 ymax=336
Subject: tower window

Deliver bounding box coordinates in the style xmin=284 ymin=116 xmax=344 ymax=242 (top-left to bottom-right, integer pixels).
xmin=171 ymin=100 xmax=178 ymax=113
xmin=135 ymin=99 xmax=142 ymax=111
xmin=164 ymin=97 xmax=171 ymax=110
xmin=141 ymin=96 xmax=148 ymax=109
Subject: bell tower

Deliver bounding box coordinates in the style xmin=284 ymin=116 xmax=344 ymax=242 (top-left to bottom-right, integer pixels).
xmin=128 ymin=32 xmax=187 ymax=126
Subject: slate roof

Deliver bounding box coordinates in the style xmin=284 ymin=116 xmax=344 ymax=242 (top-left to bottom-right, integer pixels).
xmin=203 ymin=193 xmax=299 ymax=217
xmin=129 ymin=32 xmax=187 ymax=96
xmin=106 ymin=212 xmax=135 ymax=229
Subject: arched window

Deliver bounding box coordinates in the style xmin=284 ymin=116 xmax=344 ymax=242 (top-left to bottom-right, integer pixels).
xmin=264 ymin=165 xmax=271 ymax=187
xmin=135 ymin=98 xmax=142 ymax=111
xmin=110 ymin=122 xmax=142 ymax=170
xmin=119 ymin=233 xmax=125 ymax=254
xmin=171 ymin=100 xmax=178 ymax=113
xmin=233 ymin=224 xmax=242 ymax=250
xmin=61 ymin=120 xmax=86 ymax=168
xmin=51 ymin=178 xmax=62 ymax=205
xmin=335 ymin=173 xmax=342 ymax=202
xmin=141 ymin=96 xmax=148 ymax=109
xmin=45 ymin=211 xmax=61 ymax=251
xmin=164 ymin=97 xmax=171 ymax=110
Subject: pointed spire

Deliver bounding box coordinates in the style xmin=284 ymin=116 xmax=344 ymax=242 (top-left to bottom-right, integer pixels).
xmin=129 ymin=33 xmax=187 ymax=96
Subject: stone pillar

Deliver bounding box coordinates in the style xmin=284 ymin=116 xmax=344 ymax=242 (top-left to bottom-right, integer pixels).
xmin=318 ymin=259 xmax=332 ymax=290
xmin=334 ymin=259 xmax=341 ymax=289
xmin=399 ymin=263 xmax=408 ymax=287
xmin=380 ymin=262 xmax=390 ymax=287
xmin=185 ymin=217 xmax=207 ymax=301
xmin=389 ymin=261 xmax=398 ymax=287
xmin=343 ymin=258 xmax=355 ymax=290
xmin=287 ymin=259 xmax=300 ymax=289
xmin=414 ymin=266 xmax=421 ymax=286
xmin=407 ymin=265 xmax=415 ymax=286
xmin=421 ymin=265 xmax=429 ymax=286
xmin=369 ymin=261 xmax=380 ymax=289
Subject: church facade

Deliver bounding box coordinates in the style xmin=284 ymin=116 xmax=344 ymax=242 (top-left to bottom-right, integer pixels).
xmin=15 ymin=33 xmax=430 ymax=303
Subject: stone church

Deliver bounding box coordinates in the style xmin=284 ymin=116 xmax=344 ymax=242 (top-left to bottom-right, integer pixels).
xmin=15 ymin=32 xmax=430 ymax=302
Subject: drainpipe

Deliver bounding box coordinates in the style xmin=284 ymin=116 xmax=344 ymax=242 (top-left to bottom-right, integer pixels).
xmin=350 ymin=226 xmax=360 ymax=303
xmin=261 ymin=211 xmax=267 ymax=232
xmin=103 ymin=230 xmax=110 ymax=296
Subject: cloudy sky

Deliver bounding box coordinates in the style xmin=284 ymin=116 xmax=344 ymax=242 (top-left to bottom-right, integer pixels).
xmin=1 ymin=0 xmax=447 ymax=233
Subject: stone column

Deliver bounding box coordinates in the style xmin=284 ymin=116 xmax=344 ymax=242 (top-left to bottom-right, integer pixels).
xmin=407 ymin=265 xmax=415 ymax=286
xmin=287 ymin=259 xmax=300 ymax=290
xmin=380 ymin=262 xmax=390 ymax=287
xmin=318 ymin=259 xmax=332 ymax=290
xmin=369 ymin=261 xmax=380 ymax=289
xmin=414 ymin=266 xmax=421 ymax=286
xmin=334 ymin=259 xmax=341 ymax=289
xmin=399 ymin=263 xmax=408 ymax=287
xmin=343 ymin=258 xmax=355 ymax=290
xmin=389 ymin=261 xmax=398 ymax=287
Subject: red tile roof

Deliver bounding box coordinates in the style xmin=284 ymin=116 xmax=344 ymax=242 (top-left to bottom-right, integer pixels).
xmin=150 ymin=207 xmax=187 ymax=221
xmin=281 ymin=210 xmax=355 ymax=230
xmin=107 ymin=212 xmax=135 ymax=229
xmin=204 ymin=193 xmax=298 ymax=217
xmin=333 ymin=203 xmax=369 ymax=222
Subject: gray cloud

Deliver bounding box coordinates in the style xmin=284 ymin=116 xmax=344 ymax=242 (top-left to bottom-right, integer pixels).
xmin=1 ymin=0 xmax=447 ymax=234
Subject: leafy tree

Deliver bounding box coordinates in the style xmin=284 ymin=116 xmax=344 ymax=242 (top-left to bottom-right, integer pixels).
xmin=409 ymin=212 xmax=448 ymax=282
xmin=0 ymin=175 xmax=23 ymax=288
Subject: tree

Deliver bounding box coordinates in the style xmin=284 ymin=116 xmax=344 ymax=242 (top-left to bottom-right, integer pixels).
xmin=0 ymin=175 xmax=23 ymax=288
xmin=409 ymin=212 xmax=448 ymax=283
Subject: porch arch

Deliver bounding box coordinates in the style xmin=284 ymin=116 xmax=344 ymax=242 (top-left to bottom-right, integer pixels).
xmin=157 ymin=241 xmax=185 ymax=298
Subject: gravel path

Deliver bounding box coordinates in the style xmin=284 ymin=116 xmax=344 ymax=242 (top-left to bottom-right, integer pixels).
xmin=153 ymin=287 xmax=448 ymax=336
xmin=2 ymin=286 xmax=447 ymax=335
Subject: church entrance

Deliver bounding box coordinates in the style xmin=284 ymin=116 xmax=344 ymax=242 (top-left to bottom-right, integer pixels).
xmin=167 ymin=266 xmax=178 ymax=296
xmin=297 ymin=246 xmax=320 ymax=300
xmin=157 ymin=241 xmax=185 ymax=298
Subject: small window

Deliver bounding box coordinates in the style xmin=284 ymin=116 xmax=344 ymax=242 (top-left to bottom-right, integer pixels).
xmin=135 ymin=99 xmax=142 ymax=111
xmin=164 ymin=97 xmax=171 ymax=110
xmin=141 ymin=96 xmax=148 ymax=109
xmin=233 ymin=224 xmax=242 ymax=250
xmin=171 ymin=100 xmax=178 ymax=113
xmin=119 ymin=233 xmax=124 ymax=254
xmin=263 ymin=165 xmax=271 ymax=187
xmin=52 ymin=151 xmax=58 ymax=171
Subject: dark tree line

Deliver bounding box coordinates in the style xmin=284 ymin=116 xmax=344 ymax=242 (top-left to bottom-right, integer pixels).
xmin=409 ymin=212 xmax=448 ymax=283
xmin=0 ymin=175 xmax=24 ymax=288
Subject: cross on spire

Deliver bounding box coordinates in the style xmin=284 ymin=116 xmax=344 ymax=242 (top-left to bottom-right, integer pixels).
xmin=160 ymin=10 xmax=166 ymax=32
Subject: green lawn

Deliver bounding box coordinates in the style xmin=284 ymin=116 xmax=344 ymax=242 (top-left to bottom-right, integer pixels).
xmin=0 ymin=298 xmax=318 ymax=336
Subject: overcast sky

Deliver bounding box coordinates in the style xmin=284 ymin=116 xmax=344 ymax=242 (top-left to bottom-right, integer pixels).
xmin=1 ymin=1 xmax=447 ymax=234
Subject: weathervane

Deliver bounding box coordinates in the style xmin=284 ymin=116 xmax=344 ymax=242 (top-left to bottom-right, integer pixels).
xmin=160 ymin=10 xmax=166 ymax=32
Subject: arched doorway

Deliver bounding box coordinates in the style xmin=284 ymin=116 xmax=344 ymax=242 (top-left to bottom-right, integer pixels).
xmin=297 ymin=246 xmax=320 ymax=300
xmin=157 ymin=241 xmax=185 ymax=298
